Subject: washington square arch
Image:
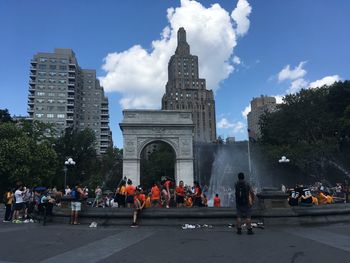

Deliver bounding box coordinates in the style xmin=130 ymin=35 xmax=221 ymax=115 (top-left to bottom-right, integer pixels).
xmin=119 ymin=110 xmax=194 ymax=186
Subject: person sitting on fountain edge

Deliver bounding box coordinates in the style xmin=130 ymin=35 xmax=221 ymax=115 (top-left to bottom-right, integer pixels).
xmin=131 ymin=186 xmax=146 ymax=228
xmin=235 ymin=172 xmax=255 ymax=235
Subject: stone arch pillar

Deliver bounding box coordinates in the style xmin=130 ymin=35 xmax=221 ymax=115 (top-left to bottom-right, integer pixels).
xmin=119 ymin=110 xmax=194 ymax=187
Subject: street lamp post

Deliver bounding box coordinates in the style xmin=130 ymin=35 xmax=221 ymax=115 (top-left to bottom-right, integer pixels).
xmin=279 ymin=156 xmax=290 ymax=163
xmin=64 ymin=157 xmax=76 ymax=190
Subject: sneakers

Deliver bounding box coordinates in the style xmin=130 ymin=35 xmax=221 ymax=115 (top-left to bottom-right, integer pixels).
xmin=236 ymin=228 xmax=242 ymax=235
xmin=12 ymin=220 xmax=22 ymax=224
xmin=247 ymin=228 xmax=254 ymax=235
xmin=2 ymin=220 xmax=10 ymax=223
xmin=130 ymin=223 xmax=139 ymax=228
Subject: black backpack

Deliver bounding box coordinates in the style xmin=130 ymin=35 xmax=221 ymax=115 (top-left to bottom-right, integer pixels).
xmin=235 ymin=182 xmax=250 ymax=206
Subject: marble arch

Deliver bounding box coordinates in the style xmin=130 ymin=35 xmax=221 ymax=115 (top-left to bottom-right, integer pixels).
xmin=119 ymin=110 xmax=194 ymax=186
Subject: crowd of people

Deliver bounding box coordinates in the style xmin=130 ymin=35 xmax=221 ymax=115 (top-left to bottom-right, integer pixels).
xmin=286 ymin=182 xmax=350 ymax=206
xmin=3 ymin=184 xmax=56 ymax=223
xmin=3 ymin=177 xmax=349 ymax=231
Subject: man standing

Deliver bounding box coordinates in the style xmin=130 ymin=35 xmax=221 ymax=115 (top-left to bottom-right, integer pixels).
xmin=70 ymin=183 xmax=85 ymax=225
xmin=151 ymin=182 xmax=160 ymax=207
xmin=175 ymin=181 xmax=185 ymax=207
xmin=13 ymin=185 xmax=24 ymax=223
xmin=3 ymin=188 xmax=13 ymax=222
xmin=235 ymin=172 xmax=255 ymax=235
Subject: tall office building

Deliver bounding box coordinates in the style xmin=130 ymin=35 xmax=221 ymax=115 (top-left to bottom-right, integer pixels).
xmin=162 ymin=28 xmax=216 ymax=143
xmin=27 ymin=48 xmax=112 ymax=154
xmin=247 ymin=95 xmax=277 ymax=140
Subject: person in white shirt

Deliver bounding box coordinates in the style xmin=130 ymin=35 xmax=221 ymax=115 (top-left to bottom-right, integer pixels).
xmin=13 ymin=185 xmax=24 ymax=222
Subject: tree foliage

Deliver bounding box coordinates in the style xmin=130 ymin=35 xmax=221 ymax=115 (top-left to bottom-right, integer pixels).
xmin=260 ymin=81 xmax=350 ymax=181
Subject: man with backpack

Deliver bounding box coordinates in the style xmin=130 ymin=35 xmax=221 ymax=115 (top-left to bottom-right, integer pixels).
xmin=70 ymin=183 xmax=85 ymax=225
xmin=235 ymin=172 xmax=255 ymax=235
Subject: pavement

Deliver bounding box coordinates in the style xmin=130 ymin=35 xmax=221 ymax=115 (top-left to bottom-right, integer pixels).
xmin=0 ymin=220 xmax=350 ymax=263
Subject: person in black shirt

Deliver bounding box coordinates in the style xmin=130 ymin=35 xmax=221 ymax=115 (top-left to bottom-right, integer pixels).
xmin=235 ymin=172 xmax=255 ymax=235
xmin=300 ymin=187 xmax=313 ymax=206
xmin=288 ymin=189 xmax=299 ymax=206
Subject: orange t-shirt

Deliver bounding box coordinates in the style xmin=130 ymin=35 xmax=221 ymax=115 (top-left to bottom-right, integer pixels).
xmin=145 ymin=196 xmax=151 ymax=208
xmin=214 ymin=197 xmax=221 ymax=207
xmin=134 ymin=193 xmax=146 ymax=203
xmin=126 ymin=185 xmax=136 ymax=196
xmin=151 ymin=186 xmax=160 ymax=200
xmin=175 ymin=186 xmax=185 ymax=197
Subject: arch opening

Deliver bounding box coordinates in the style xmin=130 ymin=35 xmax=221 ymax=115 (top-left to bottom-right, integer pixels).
xmin=140 ymin=140 xmax=176 ymax=191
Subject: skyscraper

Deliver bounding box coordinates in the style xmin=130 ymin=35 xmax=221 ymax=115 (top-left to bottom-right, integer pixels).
xmin=162 ymin=28 xmax=216 ymax=143
xmin=247 ymin=95 xmax=277 ymax=140
xmin=27 ymin=48 xmax=112 ymax=154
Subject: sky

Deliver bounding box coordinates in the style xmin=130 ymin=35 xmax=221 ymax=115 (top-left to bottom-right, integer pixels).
xmin=1 ymin=0 xmax=349 ymax=148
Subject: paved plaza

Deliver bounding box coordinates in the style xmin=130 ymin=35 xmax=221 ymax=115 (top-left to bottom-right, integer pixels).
xmin=0 ymin=221 xmax=350 ymax=263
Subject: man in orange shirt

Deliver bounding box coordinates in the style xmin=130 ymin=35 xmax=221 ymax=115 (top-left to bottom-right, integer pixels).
xmin=131 ymin=187 xmax=145 ymax=227
xmin=125 ymin=179 xmax=136 ymax=208
xmin=175 ymin=181 xmax=185 ymax=207
xmin=151 ymin=182 xmax=161 ymax=207
xmin=214 ymin=193 xmax=221 ymax=207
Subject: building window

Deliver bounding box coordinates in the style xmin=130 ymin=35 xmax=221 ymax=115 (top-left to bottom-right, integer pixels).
xmin=50 ymin=59 xmax=57 ymax=63
xmin=47 ymin=99 xmax=55 ymax=103
xmin=49 ymin=65 xmax=56 ymax=70
xmin=47 ymin=114 xmax=54 ymax=118
xmin=58 ymin=80 xmax=66 ymax=84
xmin=37 ymin=92 xmax=45 ymax=96
xmin=38 ymin=72 xmax=46 ymax=76
xmin=38 ymin=64 xmax=46 ymax=69
xmin=39 ymin=58 xmax=47 ymax=62
xmin=59 ymin=65 xmax=67 ymax=70
xmin=60 ymin=59 xmax=67 ymax=64
xmin=57 ymin=114 xmax=65 ymax=118
xmin=59 ymin=72 xmax=67 ymax=77
xmin=38 ymin=79 xmax=46 ymax=83
xmin=48 ymin=93 xmax=55 ymax=97
xmin=49 ymin=79 xmax=56 ymax=83
xmin=35 ymin=113 xmax=44 ymax=118
xmin=36 ymin=99 xmax=44 ymax=103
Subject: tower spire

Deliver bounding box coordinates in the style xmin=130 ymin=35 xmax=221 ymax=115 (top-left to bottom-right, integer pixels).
xmin=175 ymin=27 xmax=190 ymax=55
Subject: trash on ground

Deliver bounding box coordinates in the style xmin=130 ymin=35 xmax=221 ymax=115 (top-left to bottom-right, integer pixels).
xmin=228 ymin=222 xmax=264 ymax=229
xmin=89 ymin=222 xmax=98 ymax=228
xmin=181 ymin=224 xmax=213 ymax=230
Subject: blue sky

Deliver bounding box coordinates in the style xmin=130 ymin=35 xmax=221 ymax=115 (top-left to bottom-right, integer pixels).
xmin=1 ymin=0 xmax=349 ymax=148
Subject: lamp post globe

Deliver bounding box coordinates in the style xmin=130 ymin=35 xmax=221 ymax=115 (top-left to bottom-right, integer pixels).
xmin=64 ymin=158 xmax=76 ymax=190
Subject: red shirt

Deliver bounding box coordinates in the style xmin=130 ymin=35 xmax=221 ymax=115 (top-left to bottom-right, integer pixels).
xmin=134 ymin=193 xmax=146 ymax=203
xmin=175 ymin=186 xmax=185 ymax=197
xmin=194 ymin=187 xmax=202 ymax=197
xmin=126 ymin=185 xmax=136 ymax=196
xmin=214 ymin=197 xmax=221 ymax=207
xmin=151 ymin=186 xmax=160 ymax=200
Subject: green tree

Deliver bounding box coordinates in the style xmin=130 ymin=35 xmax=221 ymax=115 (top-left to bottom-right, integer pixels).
xmin=0 ymin=109 xmax=13 ymax=123
xmin=0 ymin=122 xmax=58 ymax=192
xmin=260 ymin=81 xmax=350 ymax=181
xmin=54 ymin=127 xmax=98 ymax=188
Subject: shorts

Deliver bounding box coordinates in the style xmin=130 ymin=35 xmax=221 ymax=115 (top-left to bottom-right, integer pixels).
xmin=14 ymin=203 xmax=24 ymax=211
xmin=151 ymin=199 xmax=160 ymax=206
xmin=126 ymin=195 xmax=134 ymax=204
xmin=176 ymin=196 xmax=185 ymax=204
xmin=71 ymin=201 xmax=81 ymax=211
xmin=236 ymin=206 xmax=252 ymax=218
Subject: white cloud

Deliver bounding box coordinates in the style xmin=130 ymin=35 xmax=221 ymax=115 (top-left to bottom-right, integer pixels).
xmin=217 ymin=118 xmax=245 ymax=133
xmin=286 ymin=78 xmax=309 ymax=94
xmin=231 ymin=0 xmax=252 ymax=36
xmin=273 ymin=95 xmax=284 ymax=104
xmin=241 ymin=105 xmax=251 ymax=119
xmin=278 ymin=61 xmax=307 ymax=82
xmin=100 ymin=0 xmax=252 ymax=109
xmin=233 ymin=55 xmax=241 ymax=65
xmin=309 ymin=75 xmax=341 ymax=89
